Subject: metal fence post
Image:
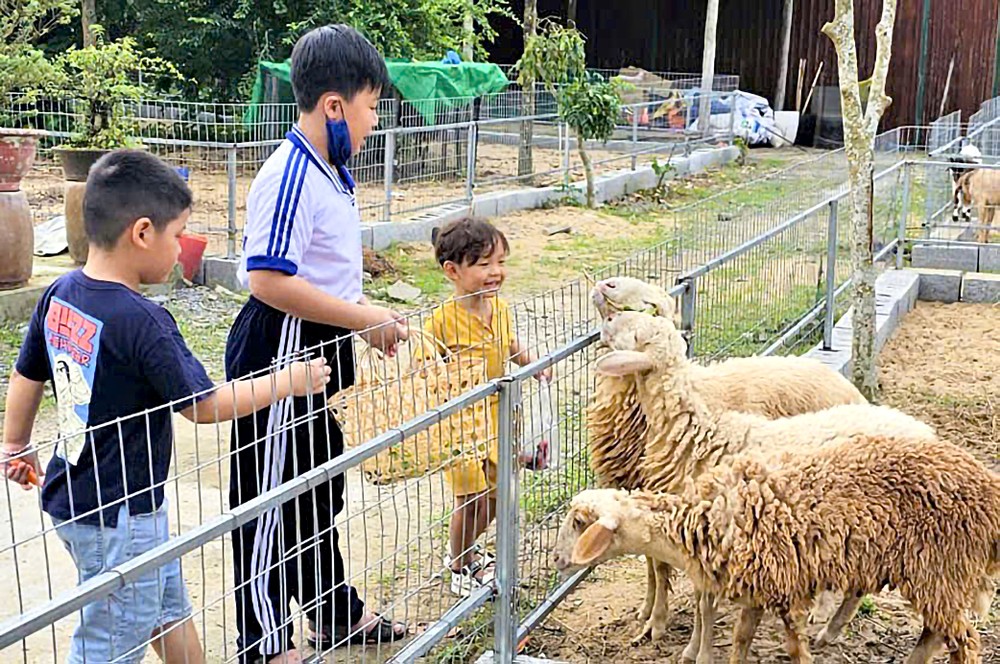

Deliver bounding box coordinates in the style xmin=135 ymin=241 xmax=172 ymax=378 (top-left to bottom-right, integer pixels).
xmin=494 ymin=377 xmax=522 ymax=663
xmin=897 ymin=161 xmax=911 ymax=268
xmin=227 ymin=145 xmax=237 ymax=259
xmin=631 ymin=105 xmax=639 ymax=171
xmin=384 ymin=128 xmax=396 ymax=224
xmin=466 ymin=118 xmax=478 ymax=205
xmin=823 ymin=199 xmax=839 ymax=350
xmin=679 ymin=277 xmax=697 ymax=359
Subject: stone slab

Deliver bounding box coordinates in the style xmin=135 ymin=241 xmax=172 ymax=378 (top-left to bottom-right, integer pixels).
xmin=960 ymin=272 xmax=1000 ymax=304
xmin=913 ymin=268 xmax=963 ymax=303
xmin=979 ymin=245 xmax=1000 ymax=273
xmin=910 ymin=244 xmax=979 ymax=272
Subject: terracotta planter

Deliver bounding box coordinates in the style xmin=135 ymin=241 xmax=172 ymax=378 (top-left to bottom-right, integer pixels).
xmin=0 ymin=191 xmax=34 ymax=289
xmin=54 ymin=147 xmax=111 ymax=182
xmin=65 ymin=182 xmax=89 ymax=264
xmin=0 ymin=129 xmax=41 ymax=193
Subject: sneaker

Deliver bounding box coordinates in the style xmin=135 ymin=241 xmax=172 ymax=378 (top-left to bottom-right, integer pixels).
xmin=449 ymin=560 xmax=495 ymax=597
xmin=441 ymin=542 xmax=495 ymax=570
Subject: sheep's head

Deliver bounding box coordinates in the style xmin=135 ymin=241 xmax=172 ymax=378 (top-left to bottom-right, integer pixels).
xmin=595 ymin=311 xmax=687 ymax=376
xmin=553 ymin=490 xmax=630 ymax=573
xmin=590 ymin=277 xmax=681 ymax=326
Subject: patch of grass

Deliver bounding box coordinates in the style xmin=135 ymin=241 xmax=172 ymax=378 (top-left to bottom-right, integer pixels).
xmin=857 ymin=595 xmax=879 ymax=617
xmin=372 ymin=244 xmax=452 ymax=303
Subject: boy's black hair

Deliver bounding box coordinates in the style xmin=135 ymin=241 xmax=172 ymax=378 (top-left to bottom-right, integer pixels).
xmin=83 ymin=150 xmax=193 ymax=249
xmin=433 ymin=217 xmax=510 ymax=267
xmin=290 ymin=24 xmax=391 ymax=112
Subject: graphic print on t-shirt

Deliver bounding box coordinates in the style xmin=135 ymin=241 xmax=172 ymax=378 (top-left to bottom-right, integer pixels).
xmin=43 ymin=297 xmax=103 ymax=464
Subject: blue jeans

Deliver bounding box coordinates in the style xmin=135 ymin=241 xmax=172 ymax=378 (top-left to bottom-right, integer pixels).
xmin=53 ymin=501 xmax=192 ymax=664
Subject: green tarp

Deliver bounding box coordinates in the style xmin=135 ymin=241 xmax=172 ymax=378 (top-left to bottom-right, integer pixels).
xmin=248 ymin=59 xmax=510 ymax=125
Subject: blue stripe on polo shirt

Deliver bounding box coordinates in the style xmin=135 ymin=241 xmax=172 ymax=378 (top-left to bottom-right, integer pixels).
xmin=271 ymin=150 xmax=306 ymax=259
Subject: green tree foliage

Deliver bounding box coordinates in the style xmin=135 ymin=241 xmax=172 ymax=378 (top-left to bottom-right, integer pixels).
xmin=55 ymin=27 xmax=180 ymax=148
xmin=516 ymin=20 xmax=622 ymax=208
xmin=43 ymin=0 xmax=511 ymax=102
xmin=0 ymin=0 xmax=76 ymax=120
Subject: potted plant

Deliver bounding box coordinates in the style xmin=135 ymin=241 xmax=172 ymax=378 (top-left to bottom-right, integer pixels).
xmin=52 ymin=27 xmax=178 ymax=262
xmin=0 ymin=0 xmax=75 ymax=288
xmin=53 ymin=28 xmax=179 ymax=179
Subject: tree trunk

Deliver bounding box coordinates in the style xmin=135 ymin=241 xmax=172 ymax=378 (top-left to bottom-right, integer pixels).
xmin=462 ymin=0 xmax=475 ymax=62
xmin=822 ymin=0 xmax=898 ymax=402
xmin=518 ymin=0 xmax=538 ymax=180
xmin=81 ymin=0 xmax=97 ymax=47
xmin=567 ymin=0 xmax=578 ymax=24
xmin=698 ymin=0 xmax=720 ymax=134
xmin=774 ymin=0 xmax=795 ymax=110
xmin=578 ymin=129 xmax=595 ymax=208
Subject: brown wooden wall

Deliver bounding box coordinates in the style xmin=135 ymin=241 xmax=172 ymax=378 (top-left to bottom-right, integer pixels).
xmin=489 ymin=0 xmax=1000 ymax=129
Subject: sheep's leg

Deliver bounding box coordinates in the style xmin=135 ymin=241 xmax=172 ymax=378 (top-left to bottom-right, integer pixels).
xmin=693 ymin=591 xmax=717 ymax=664
xmin=980 ymin=205 xmax=995 ymax=244
xmin=647 ymin=560 xmax=674 ymax=640
xmin=631 ymin=560 xmax=672 ymax=644
xmin=779 ymin=610 xmax=813 ymax=664
xmin=681 ymin=589 xmax=703 ymax=662
xmin=728 ymin=606 xmax=764 ymax=664
xmin=905 ymin=626 xmax=945 ymax=664
xmin=975 ymin=202 xmax=992 ymax=243
xmin=945 ymin=620 xmax=981 ymax=664
xmin=814 ymin=593 xmax=863 ymax=648
xmin=636 ymin=556 xmax=655 ymax=622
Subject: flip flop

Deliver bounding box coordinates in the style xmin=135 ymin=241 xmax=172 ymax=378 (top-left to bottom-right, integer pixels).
xmin=310 ymin=614 xmax=407 ymax=648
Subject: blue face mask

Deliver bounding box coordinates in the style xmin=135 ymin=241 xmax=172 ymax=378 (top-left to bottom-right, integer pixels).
xmin=325 ymin=118 xmax=353 ymax=167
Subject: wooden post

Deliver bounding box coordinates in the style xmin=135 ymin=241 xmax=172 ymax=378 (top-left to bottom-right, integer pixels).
xmin=698 ymin=0 xmax=720 ymax=134
xmin=822 ymin=0 xmax=898 ymax=402
xmin=775 ymin=0 xmax=795 ymax=111
xmin=567 ymin=0 xmax=578 ymax=24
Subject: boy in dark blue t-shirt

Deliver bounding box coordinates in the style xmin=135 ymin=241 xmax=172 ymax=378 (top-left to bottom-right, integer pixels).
xmin=2 ymin=150 xmax=332 ymax=664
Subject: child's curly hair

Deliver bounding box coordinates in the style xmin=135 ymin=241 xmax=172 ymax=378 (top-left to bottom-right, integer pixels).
xmin=432 ymin=217 xmax=510 ymax=267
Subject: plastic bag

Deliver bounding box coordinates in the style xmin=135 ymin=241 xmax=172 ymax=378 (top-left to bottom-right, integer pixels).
xmin=519 ymin=378 xmax=560 ymax=472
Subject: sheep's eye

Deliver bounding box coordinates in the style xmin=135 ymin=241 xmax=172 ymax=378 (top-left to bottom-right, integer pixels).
xmin=573 ymin=515 xmax=588 ymax=531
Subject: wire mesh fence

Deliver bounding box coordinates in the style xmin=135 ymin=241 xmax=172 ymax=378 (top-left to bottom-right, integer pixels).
xmin=7 ymin=83 xmax=737 ymax=259
xmin=3 ymin=118 xmax=991 ymax=664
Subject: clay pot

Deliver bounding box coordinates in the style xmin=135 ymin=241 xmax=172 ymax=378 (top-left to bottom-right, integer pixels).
xmin=54 ymin=147 xmax=110 ymax=182
xmin=65 ymin=182 xmax=89 ymax=264
xmin=0 ymin=191 xmax=34 ymax=290
xmin=0 ymin=129 xmax=40 ymax=193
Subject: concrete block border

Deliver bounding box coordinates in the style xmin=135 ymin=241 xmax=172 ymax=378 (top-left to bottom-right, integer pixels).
xmin=359 ymin=145 xmax=739 ymax=251
xmin=803 ymin=269 xmax=920 ymax=378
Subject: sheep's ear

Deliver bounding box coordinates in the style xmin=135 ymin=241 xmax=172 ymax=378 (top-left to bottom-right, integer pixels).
xmin=595 ymin=350 xmax=653 ymax=376
xmin=570 ymin=518 xmax=617 ymax=566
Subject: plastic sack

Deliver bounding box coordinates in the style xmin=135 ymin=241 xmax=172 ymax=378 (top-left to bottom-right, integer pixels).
xmin=519 ymin=378 xmax=560 ymax=472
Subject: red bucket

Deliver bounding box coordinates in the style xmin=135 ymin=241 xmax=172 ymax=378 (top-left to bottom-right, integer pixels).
xmin=177 ymin=233 xmax=208 ymax=282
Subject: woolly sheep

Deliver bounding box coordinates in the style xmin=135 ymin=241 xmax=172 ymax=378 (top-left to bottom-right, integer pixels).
xmin=554 ymin=435 xmax=1000 ymax=663
xmin=596 ymin=311 xmax=936 ymax=654
xmin=586 ymin=278 xmax=867 ymax=631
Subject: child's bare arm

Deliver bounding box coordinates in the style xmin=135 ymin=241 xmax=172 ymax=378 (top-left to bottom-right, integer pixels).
xmin=2 ymin=371 xmax=46 ymax=487
xmin=510 ymin=338 xmax=552 ymax=381
xmin=179 ymin=358 xmax=331 ymax=424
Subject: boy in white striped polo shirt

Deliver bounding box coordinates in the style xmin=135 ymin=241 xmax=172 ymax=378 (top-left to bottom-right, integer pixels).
xmin=225 ymin=25 xmax=408 ymax=664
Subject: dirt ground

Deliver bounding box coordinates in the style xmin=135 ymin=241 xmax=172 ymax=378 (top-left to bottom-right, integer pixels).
xmin=18 ymin=141 xmax=668 ymax=258
xmin=521 ymin=301 xmax=1000 ymax=663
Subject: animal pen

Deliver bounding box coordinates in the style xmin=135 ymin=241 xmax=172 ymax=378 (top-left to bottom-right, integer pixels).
xmin=1 ymin=93 xmax=999 ymax=663
xmin=11 ymin=70 xmax=741 ymax=258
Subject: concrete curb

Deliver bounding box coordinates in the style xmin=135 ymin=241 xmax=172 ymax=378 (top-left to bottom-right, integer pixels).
xmin=803 ymin=269 xmax=920 ymax=378
xmin=359 ymin=145 xmax=738 ymax=251
xmin=200 ymin=145 xmax=738 ymax=288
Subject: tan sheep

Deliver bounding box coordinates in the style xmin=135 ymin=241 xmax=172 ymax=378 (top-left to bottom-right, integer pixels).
xmin=586 ymin=277 xmax=867 ymax=633
xmin=553 ymin=435 xmax=1000 ymax=663
xmin=596 ymin=311 xmax=936 ymax=655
